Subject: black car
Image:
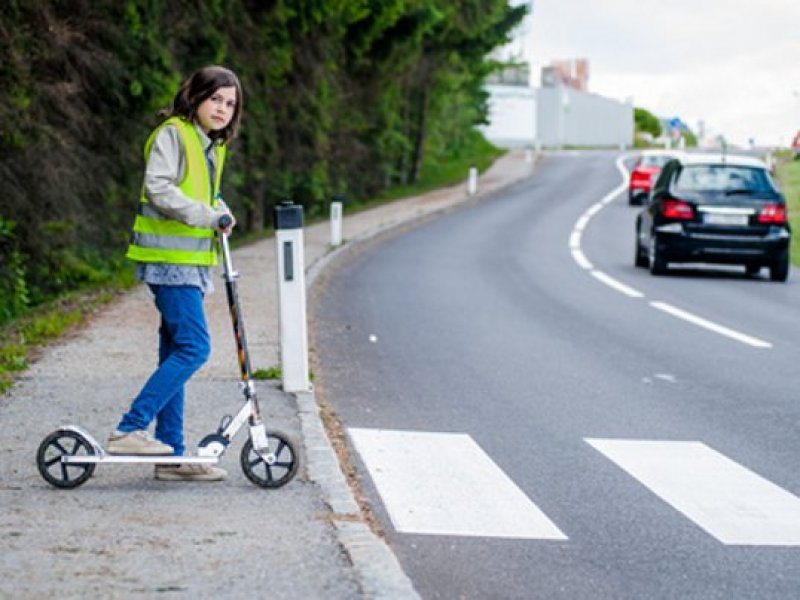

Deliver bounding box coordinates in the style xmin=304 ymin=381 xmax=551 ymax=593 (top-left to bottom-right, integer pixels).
xmin=635 ymin=153 xmax=791 ymax=281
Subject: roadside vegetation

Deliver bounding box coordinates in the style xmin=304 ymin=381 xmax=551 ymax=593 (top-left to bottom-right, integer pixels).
xmin=0 ymin=274 xmax=136 ymax=394
xmin=775 ymin=152 xmax=800 ymax=265
xmin=1 ymin=1 xmax=526 ymax=323
xmin=634 ymin=106 xmax=698 ymax=149
xmin=634 ymin=107 xmax=662 ymax=147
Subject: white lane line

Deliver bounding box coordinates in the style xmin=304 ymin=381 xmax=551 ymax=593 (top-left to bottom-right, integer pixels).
xmin=348 ymin=428 xmax=567 ymax=540
xmin=586 ymin=439 xmax=800 ymax=545
xmin=591 ymin=270 xmax=644 ymax=298
xmin=571 ymin=247 xmax=593 ymax=270
xmin=567 ymin=155 xmax=639 ymax=294
xmin=650 ymin=301 xmax=772 ymax=349
xmin=575 ymin=213 xmax=592 ymax=232
xmin=585 ymin=202 xmax=604 ymax=217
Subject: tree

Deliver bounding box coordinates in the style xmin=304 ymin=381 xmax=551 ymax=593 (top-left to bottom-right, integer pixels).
xmin=634 ymin=107 xmax=662 ymax=138
xmin=0 ymin=0 xmax=523 ymax=319
xmin=402 ymin=0 xmax=527 ymax=184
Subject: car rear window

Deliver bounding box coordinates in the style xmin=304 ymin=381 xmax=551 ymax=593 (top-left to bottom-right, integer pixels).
xmin=673 ymin=165 xmax=776 ymax=195
xmin=640 ymin=155 xmax=672 ymax=168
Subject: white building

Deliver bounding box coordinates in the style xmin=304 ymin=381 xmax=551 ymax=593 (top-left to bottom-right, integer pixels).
xmin=482 ymin=84 xmax=538 ymax=148
xmin=482 ymin=84 xmax=633 ymax=149
xmin=535 ymin=85 xmax=633 ymax=148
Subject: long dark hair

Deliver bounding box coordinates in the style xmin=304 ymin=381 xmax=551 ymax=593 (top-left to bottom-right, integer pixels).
xmin=168 ymin=65 xmax=243 ymax=144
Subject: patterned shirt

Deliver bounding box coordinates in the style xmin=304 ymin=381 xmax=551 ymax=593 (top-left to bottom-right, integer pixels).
xmin=136 ymin=262 xmax=215 ymax=294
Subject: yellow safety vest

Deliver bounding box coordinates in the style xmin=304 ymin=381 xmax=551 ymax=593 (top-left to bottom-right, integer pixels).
xmin=126 ymin=117 xmax=227 ymax=266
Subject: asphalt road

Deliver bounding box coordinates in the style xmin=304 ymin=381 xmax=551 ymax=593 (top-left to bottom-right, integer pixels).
xmin=311 ymin=151 xmax=800 ymax=599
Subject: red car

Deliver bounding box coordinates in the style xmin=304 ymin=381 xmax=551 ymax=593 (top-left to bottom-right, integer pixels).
xmin=628 ymin=150 xmax=681 ymax=205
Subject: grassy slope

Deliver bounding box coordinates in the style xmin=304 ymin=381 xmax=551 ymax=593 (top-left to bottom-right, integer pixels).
xmin=776 ymin=155 xmax=800 ymax=265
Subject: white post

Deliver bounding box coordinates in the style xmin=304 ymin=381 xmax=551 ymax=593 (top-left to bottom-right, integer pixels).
xmin=467 ymin=166 xmax=478 ymax=196
xmin=330 ymin=200 xmax=343 ymax=247
xmin=525 ymin=148 xmax=533 ymax=164
xmin=273 ymin=203 xmax=310 ymax=392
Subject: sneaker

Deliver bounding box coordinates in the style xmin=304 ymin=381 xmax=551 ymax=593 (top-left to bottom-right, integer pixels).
xmin=107 ymin=430 xmax=173 ymax=455
xmin=154 ymin=464 xmax=227 ymax=482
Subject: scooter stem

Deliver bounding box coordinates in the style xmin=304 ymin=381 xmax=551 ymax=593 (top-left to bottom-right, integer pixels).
xmin=218 ymin=226 xmax=255 ymax=388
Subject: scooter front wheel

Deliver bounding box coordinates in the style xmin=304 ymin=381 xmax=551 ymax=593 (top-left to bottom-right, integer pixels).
xmin=37 ymin=429 xmax=96 ymax=489
xmin=240 ymin=431 xmax=299 ymax=488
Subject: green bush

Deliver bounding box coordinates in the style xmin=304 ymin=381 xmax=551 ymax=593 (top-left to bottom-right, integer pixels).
xmin=635 ymin=107 xmax=662 ymax=138
xmin=0 ymin=217 xmax=30 ymax=324
xmin=776 ymin=158 xmax=800 ymax=265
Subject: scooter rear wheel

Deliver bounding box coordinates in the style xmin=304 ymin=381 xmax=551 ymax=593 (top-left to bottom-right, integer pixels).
xmin=240 ymin=431 xmax=299 ymax=488
xmin=37 ymin=429 xmax=96 ymax=489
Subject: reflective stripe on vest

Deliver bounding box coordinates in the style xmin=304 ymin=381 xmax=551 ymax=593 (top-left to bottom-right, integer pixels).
xmin=126 ymin=116 xmax=227 ymax=266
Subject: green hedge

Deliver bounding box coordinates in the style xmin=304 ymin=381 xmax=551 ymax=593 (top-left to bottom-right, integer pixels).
xmin=776 ymin=155 xmax=800 ymax=265
xmin=0 ymin=0 xmax=526 ymax=324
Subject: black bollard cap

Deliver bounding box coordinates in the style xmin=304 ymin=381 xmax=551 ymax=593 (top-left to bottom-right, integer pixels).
xmin=273 ymin=202 xmax=304 ymax=230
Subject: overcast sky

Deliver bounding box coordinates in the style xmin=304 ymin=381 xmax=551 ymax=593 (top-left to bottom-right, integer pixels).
xmin=522 ymin=0 xmax=800 ymax=147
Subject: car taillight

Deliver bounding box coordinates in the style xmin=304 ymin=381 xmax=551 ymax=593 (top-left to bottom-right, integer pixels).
xmin=631 ymin=169 xmax=650 ymax=184
xmin=757 ymin=204 xmax=786 ymax=224
xmin=661 ymin=199 xmax=694 ymax=220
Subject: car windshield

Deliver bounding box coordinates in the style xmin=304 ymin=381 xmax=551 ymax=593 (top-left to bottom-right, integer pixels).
xmin=640 ymin=155 xmax=672 ymax=168
xmin=673 ymin=165 xmax=775 ymax=195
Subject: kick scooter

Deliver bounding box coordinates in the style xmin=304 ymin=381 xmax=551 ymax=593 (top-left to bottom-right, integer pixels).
xmin=36 ymin=215 xmax=299 ymax=489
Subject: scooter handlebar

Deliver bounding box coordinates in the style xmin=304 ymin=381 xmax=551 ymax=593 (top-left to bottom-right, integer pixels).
xmin=218 ymin=214 xmax=233 ymax=231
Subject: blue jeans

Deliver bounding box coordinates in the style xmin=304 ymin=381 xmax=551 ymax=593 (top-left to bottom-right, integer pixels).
xmin=117 ymin=285 xmax=210 ymax=455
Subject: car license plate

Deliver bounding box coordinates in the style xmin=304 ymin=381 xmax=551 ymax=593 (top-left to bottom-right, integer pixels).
xmin=704 ymin=213 xmax=748 ymax=226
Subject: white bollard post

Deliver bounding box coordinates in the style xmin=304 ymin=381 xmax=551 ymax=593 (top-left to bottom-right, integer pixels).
xmin=525 ymin=148 xmax=533 ymax=164
xmin=467 ymin=166 xmax=478 ymax=196
xmin=273 ymin=202 xmax=310 ymax=392
xmin=330 ymin=199 xmax=343 ymax=247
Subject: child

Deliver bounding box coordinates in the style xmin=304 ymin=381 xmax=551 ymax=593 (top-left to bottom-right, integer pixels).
xmin=107 ymin=65 xmax=242 ymax=482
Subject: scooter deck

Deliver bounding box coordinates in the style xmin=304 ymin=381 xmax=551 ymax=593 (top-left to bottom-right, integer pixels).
xmin=54 ymin=426 xmax=220 ymax=465
xmin=62 ymin=454 xmax=219 ymax=465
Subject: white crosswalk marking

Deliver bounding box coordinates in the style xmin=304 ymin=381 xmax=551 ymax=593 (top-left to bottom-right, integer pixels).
xmin=348 ymin=428 xmax=567 ymax=539
xmin=586 ymin=438 xmax=800 ymax=545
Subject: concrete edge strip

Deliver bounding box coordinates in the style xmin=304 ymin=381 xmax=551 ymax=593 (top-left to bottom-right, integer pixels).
xmin=295 ymin=155 xmax=540 ymax=599
xmin=334 ymin=521 xmax=419 ymax=599
xmin=294 ymin=391 xmax=360 ymax=515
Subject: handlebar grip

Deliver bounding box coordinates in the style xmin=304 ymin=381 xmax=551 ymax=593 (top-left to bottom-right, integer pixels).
xmin=218 ymin=214 xmax=233 ymax=230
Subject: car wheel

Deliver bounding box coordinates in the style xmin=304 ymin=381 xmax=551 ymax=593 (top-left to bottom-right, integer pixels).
xmin=769 ymin=252 xmax=789 ymax=282
xmin=649 ymin=234 xmax=668 ymax=276
xmin=635 ymin=225 xmax=648 ymax=268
